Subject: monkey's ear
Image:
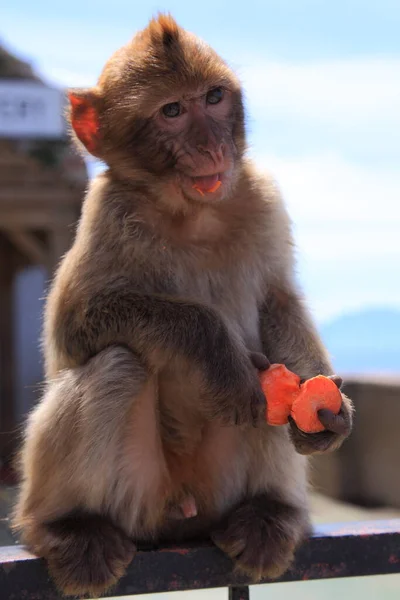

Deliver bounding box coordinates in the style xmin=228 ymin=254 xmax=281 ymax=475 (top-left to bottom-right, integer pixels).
xmin=67 ymin=89 xmax=102 ymax=157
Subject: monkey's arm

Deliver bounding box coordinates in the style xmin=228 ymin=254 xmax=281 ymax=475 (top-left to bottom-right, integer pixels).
xmin=52 ymin=283 xmax=265 ymax=425
xmin=259 ymin=284 xmax=332 ymax=379
xmin=259 ymin=284 xmax=353 ymax=454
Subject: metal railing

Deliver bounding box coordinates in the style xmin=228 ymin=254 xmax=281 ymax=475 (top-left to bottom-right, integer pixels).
xmin=1 ymin=519 xmax=399 ymax=599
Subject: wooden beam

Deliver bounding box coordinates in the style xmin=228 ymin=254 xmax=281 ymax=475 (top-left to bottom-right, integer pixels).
xmin=0 ymin=235 xmax=16 ymax=462
xmin=3 ymin=230 xmax=47 ymax=266
xmin=0 ymin=210 xmax=71 ymax=229
xmin=0 ymin=187 xmax=82 ymax=206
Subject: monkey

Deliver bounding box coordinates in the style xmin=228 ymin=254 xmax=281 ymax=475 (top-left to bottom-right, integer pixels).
xmin=12 ymin=14 xmax=353 ymax=598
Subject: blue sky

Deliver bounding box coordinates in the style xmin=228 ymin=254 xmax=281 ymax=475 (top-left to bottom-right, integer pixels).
xmin=2 ymin=0 xmax=400 ymax=323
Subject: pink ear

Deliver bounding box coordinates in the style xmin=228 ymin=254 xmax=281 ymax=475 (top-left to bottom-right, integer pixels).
xmin=68 ymin=91 xmax=101 ymax=156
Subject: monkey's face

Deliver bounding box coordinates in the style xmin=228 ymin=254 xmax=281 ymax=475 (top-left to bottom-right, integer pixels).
xmin=68 ymin=15 xmax=246 ymax=204
xmin=127 ymin=83 xmax=243 ymax=203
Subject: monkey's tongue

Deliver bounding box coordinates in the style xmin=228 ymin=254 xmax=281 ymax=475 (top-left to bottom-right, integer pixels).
xmin=192 ymin=174 xmax=220 ymax=192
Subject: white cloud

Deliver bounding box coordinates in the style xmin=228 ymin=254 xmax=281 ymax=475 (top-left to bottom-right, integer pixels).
xmin=42 ymin=68 xmax=98 ymax=89
xmin=234 ymin=55 xmax=400 ymax=321
xmin=239 ymin=57 xmax=400 ymax=128
xmin=253 ymin=153 xmax=400 ymax=228
xmin=302 ymin=255 xmax=400 ymax=323
xmin=250 ymin=153 xmax=400 ymax=321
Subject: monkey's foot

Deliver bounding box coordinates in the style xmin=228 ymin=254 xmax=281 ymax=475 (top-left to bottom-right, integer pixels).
xmin=211 ymin=494 xmax=309 ymax=581
xmin=39 ymin=512 xmax=136 ymax=597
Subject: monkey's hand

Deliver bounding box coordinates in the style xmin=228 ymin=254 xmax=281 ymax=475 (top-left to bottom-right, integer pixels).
xmin=289 ymin=378 xmax=353 ymax=455
xmin=207 ymin=349 xmax=268 ymax=428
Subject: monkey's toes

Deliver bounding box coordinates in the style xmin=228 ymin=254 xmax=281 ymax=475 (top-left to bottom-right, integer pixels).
xmin=213 ymin=520 xmax=295 ymax=581
xmin=43 ymin=513 xmax=136 ymax=597
xmin=212 ymin=495 xmax=307 ymax=581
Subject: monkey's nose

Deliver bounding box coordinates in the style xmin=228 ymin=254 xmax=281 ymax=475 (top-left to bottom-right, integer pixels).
xmin=215 ymin=143 xmax=225 ymax=162
xmin=197 ymin=143 xmax=225 ymax=164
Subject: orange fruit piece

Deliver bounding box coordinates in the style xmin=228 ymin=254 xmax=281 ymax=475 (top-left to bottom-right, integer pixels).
xmin=259 ymin=364 xmax=301 ymax=425
xmin=192 ymin=185 xmax=205 ymax=196
xmin=291 ymin=376 xmax=342 ymax=433
xmin=207 ymin=180 xmax=222 ymax=193
xmin=259 ymin=365 xmax=342 ymax=433
xmin=192 ymin=180 xmax=221 ymax=195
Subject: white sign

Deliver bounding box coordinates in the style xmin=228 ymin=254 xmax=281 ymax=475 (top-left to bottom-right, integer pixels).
xmin=0 ymin=80 xmax=65 ymax=139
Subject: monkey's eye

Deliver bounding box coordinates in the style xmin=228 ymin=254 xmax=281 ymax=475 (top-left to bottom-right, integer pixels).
xmin=162 ymin=102 xmax=181 ymax=118
xmin=206 ymin=87 xmax=224 ymax=105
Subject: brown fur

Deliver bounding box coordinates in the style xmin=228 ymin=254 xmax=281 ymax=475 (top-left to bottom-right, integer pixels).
xmin=12 ymin=13 xmax=353 ymax=597
xmin=212 ymin=492 xmax=310 ymax=581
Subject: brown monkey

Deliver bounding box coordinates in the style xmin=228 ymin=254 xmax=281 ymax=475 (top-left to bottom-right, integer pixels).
xmin=12 ymin=14 xmax=353 ymax=597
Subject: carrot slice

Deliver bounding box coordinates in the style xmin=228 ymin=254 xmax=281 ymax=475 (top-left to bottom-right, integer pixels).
xmin=192 ymin=180 xmax=221 ymax=195
xmin=208 ymin=180 xmax=222 ymax=193
xmin=259 ymin=364 xmax=301 ymax=425
xmin=291 ymin=376 xmax=342 ymax=433
xmin=259 ymin=365 xmax=342 ymax=433
xmin=192 ymin=185 xmax=205 ymax=196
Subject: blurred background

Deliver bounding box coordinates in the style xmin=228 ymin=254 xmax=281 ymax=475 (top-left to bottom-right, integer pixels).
xmin=0 ymin=1 xmax=399 ymax=598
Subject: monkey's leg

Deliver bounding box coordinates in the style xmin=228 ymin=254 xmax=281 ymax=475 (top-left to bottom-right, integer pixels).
xmin=12 ymin=345 xmax=163 ymax=597
xmin=211 ymin=429 xmax=310 ymax=581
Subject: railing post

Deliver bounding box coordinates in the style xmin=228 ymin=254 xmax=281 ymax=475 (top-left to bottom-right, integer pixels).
xmin=229 ymin=586 xmax=250 ymax=600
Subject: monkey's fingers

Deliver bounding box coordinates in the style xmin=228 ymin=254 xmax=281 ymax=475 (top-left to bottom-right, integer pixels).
xmin=249 ymin=352 xmax=270 ymax=371
xmin=317 ymin=407 xmax=351 ymax=436
xmin=249 ymin=384 xmax=267 ymax=427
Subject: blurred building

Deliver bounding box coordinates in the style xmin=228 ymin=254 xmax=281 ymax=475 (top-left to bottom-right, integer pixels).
xmin=0 ymin=44 xmax=87 ymax=471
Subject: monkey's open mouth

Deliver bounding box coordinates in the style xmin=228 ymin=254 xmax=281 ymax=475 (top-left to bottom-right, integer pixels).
xmin=192 ymin=173 xmax=222 ymax=196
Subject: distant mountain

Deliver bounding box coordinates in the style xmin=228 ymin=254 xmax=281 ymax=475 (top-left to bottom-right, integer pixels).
xmin=319 ymin=307 xmax=400 ymax=374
